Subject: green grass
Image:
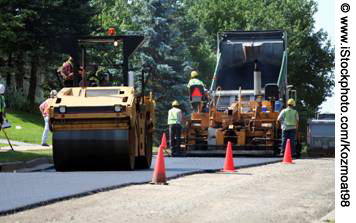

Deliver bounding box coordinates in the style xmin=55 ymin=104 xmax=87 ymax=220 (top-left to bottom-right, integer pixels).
xmin=301 ymin=143 xmax=309 ymax=157
xmin=0 ymin=110 xmax=52 ymax=145
xmin=0 ymin=149 xmax=52 ymax=163
xmin=153 ymin=146 xmax=172 ymax=155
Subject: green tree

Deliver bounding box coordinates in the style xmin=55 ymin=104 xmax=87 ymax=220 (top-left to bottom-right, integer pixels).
xmin=0 ymin=0 xmax=95 ymax=109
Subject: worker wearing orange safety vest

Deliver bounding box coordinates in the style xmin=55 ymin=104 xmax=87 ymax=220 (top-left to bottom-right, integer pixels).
xmin=39 ymin=90 xmax=57 ymax=146
xmin=167 ymin=100 xmax=183 ymax=156
xmin=277 ymin=98 xmax=299 ymax=157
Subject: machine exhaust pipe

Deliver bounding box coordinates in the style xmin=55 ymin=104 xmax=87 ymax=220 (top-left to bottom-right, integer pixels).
xmin=254 ymin=60 xmax=262 ymax=96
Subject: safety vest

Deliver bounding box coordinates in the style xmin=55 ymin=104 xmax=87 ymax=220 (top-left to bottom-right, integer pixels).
xmin=40 ymin=98 xmax=52 ymax=117
xmin=284 ymin=107 xmax=297 ymax=126
xmin=44 ymin=99 xmax=53 ymax=115
xmin=0 ymin=95 xmax=5 ymax=113
xmin=167 ymin=107 xmax=181 ymax=125
xmin=187 ymin=78 xmax=205 ymax=88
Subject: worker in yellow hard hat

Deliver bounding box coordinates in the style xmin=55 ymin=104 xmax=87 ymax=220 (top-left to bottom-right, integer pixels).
xmin=277 ymin=98 xmax=299 ymax=157
xmin=187 ymin=71 xmax=206 ymax=89
xmin=167 ymin=100 xmax=183 ymax=156
xmin=187 ymin=71 xmax=207 ymax=112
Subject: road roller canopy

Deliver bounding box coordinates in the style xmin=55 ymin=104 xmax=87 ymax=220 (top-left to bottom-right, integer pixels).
xmin=53 ymin=86 xmax=135 ymax=109
xmin=58 ymin=34 xmax=145 ymax=87
xmin=210 ymin=30 xmax=288 ymax=91
xmin=78 ymin=35 xmax=145 ymax=59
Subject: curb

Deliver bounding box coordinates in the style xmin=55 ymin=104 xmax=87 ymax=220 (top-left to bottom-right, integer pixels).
xmin=0 ymin=158 xmax=53 ymax=172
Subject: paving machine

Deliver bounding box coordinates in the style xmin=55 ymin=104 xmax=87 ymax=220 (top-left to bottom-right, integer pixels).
xmin=183 ymin=30 xmax=301 ymax=156
xmin=49 ymin=35 xmax=155 ymax=170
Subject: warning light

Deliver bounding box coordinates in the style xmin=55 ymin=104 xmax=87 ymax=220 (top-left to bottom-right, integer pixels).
xmin=108 ymin=27 xmax=116 ymax=36
xmin=114 ymin=40 xmax=120 ymax=47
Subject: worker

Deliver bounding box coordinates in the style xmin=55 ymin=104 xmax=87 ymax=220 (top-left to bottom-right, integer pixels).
xmin=0 ymin=84 xmax=6 ymax=128
xmin=187 ymin=71 xmax=206 ymax=112
xmin=60 ymin=56 xmax=74 ymax=87
xmin=167 ymin=100 xmax=184 ymax=156
xmin=39 ymin=90 xmax=57 ymax=146
xmin=277 ymin=98 xmax=299 ymax=157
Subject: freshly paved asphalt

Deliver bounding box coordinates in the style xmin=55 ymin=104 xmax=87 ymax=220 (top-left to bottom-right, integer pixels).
xmin=0 ymin=156 xmax=282 ymax=214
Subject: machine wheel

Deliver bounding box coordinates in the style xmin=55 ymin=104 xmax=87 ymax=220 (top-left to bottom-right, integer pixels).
xmin=135 ymin=130 xmax=153 ymax=169
xmin=273 ymin=140 xmax=281 ymax=156
xmin=53 ymin=144 xmax=70 ymax=171
xmin=295 ymin=142 xmax=302 ymax=159
xmin=121 ymin=154 xmax=135 ymax=170
xmin=273 ymin=146 xmax=281 ymax=156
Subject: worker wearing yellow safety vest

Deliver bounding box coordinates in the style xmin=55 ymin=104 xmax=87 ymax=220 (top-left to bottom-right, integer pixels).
xmin=187 ymin=71 xmax=206 ymax=112
xmin=167 ymin=100 xmax=184 ymax=156
xmin=277 ymin=98 xmax=299 ymax=157
xmin=39 ymin=90 xmax=57 ymax=146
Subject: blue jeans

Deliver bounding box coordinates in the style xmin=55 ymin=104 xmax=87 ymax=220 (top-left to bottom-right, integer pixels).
xmin=41 ymin=116 xmax=49 ymax=144
xmin=281 ymin=129 xmax=296 ymax=155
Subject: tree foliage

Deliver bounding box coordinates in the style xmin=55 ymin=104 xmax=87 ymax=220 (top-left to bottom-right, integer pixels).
xmin=0 ymin=0 xmax=94 ymax=109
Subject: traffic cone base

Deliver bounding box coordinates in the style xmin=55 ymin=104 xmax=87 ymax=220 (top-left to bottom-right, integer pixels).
xmin=223 ymin=142 xmax=237 ymax=172
xmin=282 ymin=139 xmax=294 ymax=164
xmin=220 ymin=169 xmax=238 ymax=173
xmin=151 ymin=145 xmax=168 ymax=185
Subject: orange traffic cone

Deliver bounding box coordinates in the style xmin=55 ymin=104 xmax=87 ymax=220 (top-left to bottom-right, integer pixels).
xmin=283 ymin=139 xmax=294 ymax=164
xmin=223 ymin=141 xmax=236 ymax=172
xmin=151 ymin=145 xmax=168 ymax=185
xmin=160 ymin=132 xmax=170 ymax=156
xmin=161 ymin=132 xmax=167 ymax=149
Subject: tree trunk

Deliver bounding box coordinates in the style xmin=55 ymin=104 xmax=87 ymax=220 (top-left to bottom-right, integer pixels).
xmin=28 ymin=54 xmax=39 ymax=107
xmin=6 ymin=53 xmax=12 ymax=89
xmin=15 ymin=53 xmax=25 ymax=91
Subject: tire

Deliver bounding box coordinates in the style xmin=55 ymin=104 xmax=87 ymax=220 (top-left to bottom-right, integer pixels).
xmin=273 ymin=146 xmax=281 ymax=156
xmin=295 ymin=142 xmax=302 ymax=159
xmin=53 ymin=143 xmax=70 ymax=171
xmin=135 ymin=131 xmax=153 ymax=169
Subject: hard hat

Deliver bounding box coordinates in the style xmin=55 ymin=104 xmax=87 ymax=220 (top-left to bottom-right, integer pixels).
xmin=0 ymin=84 xmax=5 ymax=94
xmin=172 ymin=100 xmax=179 ymax=107
xmin=191 ymin=71 xmax=198 ymax=78
xmin=50 ymin=90 xmax=57 ymax=97
xmin=287 ymin=98 xmax=295 ymax=106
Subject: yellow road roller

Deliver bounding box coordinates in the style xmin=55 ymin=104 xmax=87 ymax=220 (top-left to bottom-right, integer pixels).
xmin=49 ymin=35 xmax=155 ymax=170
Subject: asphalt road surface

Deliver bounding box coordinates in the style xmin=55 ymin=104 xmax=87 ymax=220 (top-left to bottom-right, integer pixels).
xmin=0 ymin=156 xmax=281 ymax=214
xmin=0 ymin=158 xmax=334 ymax=223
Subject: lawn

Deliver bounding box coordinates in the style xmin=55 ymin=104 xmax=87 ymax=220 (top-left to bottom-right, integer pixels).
xmin=0 ymin=149 xmax=53 ymax=163
xmin=0 ymin=110 xmax=51 ymax=145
